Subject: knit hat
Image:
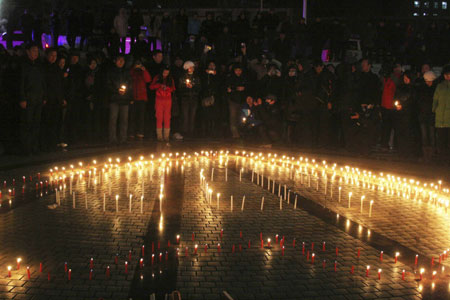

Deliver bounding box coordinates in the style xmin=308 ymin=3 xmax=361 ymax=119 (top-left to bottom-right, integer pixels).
xmin=183 ymin=61 xmax=195 ymax=70
xmin=423 ymin=71 xmax=437 ymax=82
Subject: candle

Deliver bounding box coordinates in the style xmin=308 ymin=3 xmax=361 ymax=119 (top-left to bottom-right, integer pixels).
xmin=129 ymin=194 xmax=132 ymax=212
xmin=106 ymin=266 xmax=110 ymax=278
xmin=366 ymin=265 xmax=370 ymax=277
xmin=275 ymin=234 xmax=279 ymax=244
xmin=432 ymin=270 xmax=437 ymax=279
xmin=140 ymin=258 xmax=143 ymax=268
xmin=294 ymin=195 xmax=297 ymax=209
xmin=338 ymin=187 xmax=342 ymax=202
xmin=268 ymin=238 xmax=271 ymax=248
xmin=216 ymin=193 xmax=220 ymax=210
xmin=336 ymin=247 xmax=339 ymax=257
xmin=247 ymin=241 xmax=251 ymax=249
xmin=360 ymin=196 xmax=365 ymax=213
xmin=351 ymin=265 xmax=354 ymax=274
xmin=225 ymin=168 xmax=228 ymax=181
xmin=415 ymin=254 xmax=419 ymax=266
xmin=302 ymin=242 xmax=305 ymax=255
xmin=240 ymin=231 xmax=243 ymax=238
xmin=402 ymin=269 xmax=405 ymax=280
xmin=395 ymin=252 xmax=399 ymax=263
xmin=220 ymin=228 xmax=223 ymax=239
xmin=307 ymin=251 xmax=310 ymax=260
xmin=261 ymin=239 xmax=264 ymax=248
xmin=140 ymin=195 xmax=143 ymax=214
xmin=68 ymin=269 xmax=72 ymax=280
xmin=90 ymin=258 xmax=93 ymax=269
xmin=279 ymin=196 xmax=282 ymax=210
xmin=232 ymin=244 xmax=235 ymax=253
xmin=431 ymin=257 xmax=435 ymax=266
xmin=348 ymin=192 xmax=352 ymax=208
xmin=241 ymin=196 xmax=245 ymax=211
xmin=115 ymin=195 xmax=119 ymax=212
xmin=142 ymin=245 xmax=145 ymax=257
xmin=230 ymin=195 xmax=233 ymax=212
xmin=73 ymin=192 xmax=76 ymax=208
xmin=260 ymin=196 xmax=264 ymax=211
xmin=282 ymin=246 xmax=285 ymax=256
xmin=47 ymin=272 xmax=51 ymax=282
xmin=7 ymin=266 xmax=11 ymax=277
xmin=311 ymin=252 xmax=314 ymax=263
xmin=322 ymin=242 xmax=326 ymax=251
xmin=39 ymin=263 xmax=42 ymax=273
xmin=334 ymin=261 xmax=337 ymax=272
xmin=124 ymin=262 xmax=128 ymax=274
xmin=369 ymin=200 xmax=373 ymax=217
xmin=204 ymin=244 xmax=208 ymax=253
xmin=380 ymin=251 xmax=383 ymax=262
xmin=194 ymin=244 xmax=198 ymax=255
xmin=217 ymin=243 xmax=221 ymax=253
xmin=211 ymin=168 xmax=214 ymax=181
xmin=128 ymin=250 xmax=132 ymax=261
xmin=17 ymin=258 xmax=21 ymax=270
xmin=420 ymin=268 xmax=424 ymax=280
xmin=357 ymin=248 xmax=360 ymax=258
xmin=192 ymin=232 xmax=195 ymax=241
xmin=176 ymin=234 xmax=180 ymax=244
xmin=378 ymin=269 xmax=382 ymax=280
xmin=311 ymin=242 xmax=314 ymax=251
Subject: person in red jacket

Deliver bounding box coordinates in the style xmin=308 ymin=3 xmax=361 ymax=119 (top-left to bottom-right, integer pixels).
xmin=150 ymin=65 xmax=176 ymax=142
xmin=129 ymin=60 xmax=151 ymax=140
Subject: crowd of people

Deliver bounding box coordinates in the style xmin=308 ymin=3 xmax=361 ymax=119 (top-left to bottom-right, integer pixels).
xmin=0 ymin=6 xmax=449 ymax=164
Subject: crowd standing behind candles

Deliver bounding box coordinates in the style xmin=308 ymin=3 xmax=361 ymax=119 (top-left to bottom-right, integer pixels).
xmin=0 ymin=5 xmax=449 ymax=162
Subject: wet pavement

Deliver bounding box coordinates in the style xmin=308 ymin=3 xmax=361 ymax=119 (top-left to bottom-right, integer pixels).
xmin=0 ymin=146 xmax=448 ymax=299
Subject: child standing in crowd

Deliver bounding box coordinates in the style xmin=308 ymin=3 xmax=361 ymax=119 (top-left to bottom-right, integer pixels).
xmin=150 ymin=65 xmax=175 ymax=142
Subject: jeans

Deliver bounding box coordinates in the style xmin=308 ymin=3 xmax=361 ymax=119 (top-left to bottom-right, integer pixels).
xmin=109 ymin=103 xmax=129 ymax=143
xmin=228 ymin=100 xmax=241 ymax=138
xmin=129 ymin=101 xmax=147 ymax=136
xmin=181 ymin=99 xmax=198 ymax=135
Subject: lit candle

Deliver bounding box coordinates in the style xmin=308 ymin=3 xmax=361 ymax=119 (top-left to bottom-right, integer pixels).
xmin=338 ymin=187 xmax=342 ymax=202
xmin=7 ymin=266 xmax=11 ymax=277
xmin=68 ymin=268 xmax=72 ymax=280
xmin=260 ymin=197 xmax=264 ymax=211
xmin=241 ymin=196 xmax=245 ymax=211
xmin=366 ymin=265 xmax=370 ymax=277
xmin=140 ymin=258 xmax=143 ymax=268
xmin=311 ymin=252 xmax=314 ymax=263
xmin=268 ymin=238 xmax=271 ymax=248
xmin=176 ymin=234 xmax=180 ymax=244
xmin=194 ymin=244 xmax=198 ymax=255
xmin=106 ymin=266 xmax=110 ymax=278
xmin=279 ymin=196 xmax=282 ymax=210
xmin=415 ymin=254 xmax=419 ymax=266
xmin=348 ymin=192 xmax=352 ymax=208
xmin=369 ymin=200 xmax=373 ymax=217
xmin=216 ymin=193 xmax=220 ymax=210
xmin=380 ymin=251 xmax=383 ymax=262
xmin=17 ymin=258 xmax=21 ymax=270
xmin=129 ymin=194 xmax=132 ymax=212
xmin=378 ymin=269 xmax=382 ymax=280
xmin=217 ymin=243 xmax=221 ymax=253
xmin=395 ymin=252 xmax=399 ymax=263
xmin=420 ymin=268 xmax=424 ymax=280
xmin=322 ymin=242 xmax=326 ymax=251
xmin=115 ymin=195 xmax=119 ymax=212
xmin=402 ymin=269 xmax=405 ymax=280
xmin=230 ymin=195 xmax=233 ymax=212
xmin=294 ymin=195 xmax=297 ymax=209
xmin=90 ymin=258 xmax=93 ymax=269
xmin=141 ymin=245 xmax=145 ymax=257
xmin=125 ymin=262 xmax=128 ymax=274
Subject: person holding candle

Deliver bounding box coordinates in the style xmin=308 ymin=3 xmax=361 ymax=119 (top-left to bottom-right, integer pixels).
xmin=129 ymin=60 xmax=151 ymax=141
xmin=226 ymin=63 xmax=247 ymax=140
xmin=107 ymin=54 xmax=132 ymax=145
xmin=150 ymin=65 xmax=175 ymax=143
xmin=178 ymin=61 xmax=201 ymax=138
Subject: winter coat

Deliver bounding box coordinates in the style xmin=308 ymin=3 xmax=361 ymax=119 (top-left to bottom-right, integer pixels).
xmin=67 ymin=63 xmax=85 ymax=105
xmin=130 ymin=68 xmax=151 ymax=101
xmin=415 ymin=82 xmax=436 ymax=121
xmin=150 ymin=75 xmax=175 ymax=101
xmin=381 ymin=74 xmax=402 ymax=109
xmin=356 ymin=71 xmax=380 ymax=106
xmin=178 ymin=73 xmax=201 ymax=101
xmin=226 ymin=74 xmax=247 ymax=104
xmin=19 ymin=57 xmax=46 ymax=105
xmin=433 ymin=80 xmax=450 ymax=128
xmin=43 ymin=61 xmax=64 ymax=105
xmin=107 ymin=66 xmax=132 ymax=105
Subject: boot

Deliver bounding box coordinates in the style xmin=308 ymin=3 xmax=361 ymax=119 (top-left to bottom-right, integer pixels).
xmin=163 ymin=128 xmax=170 ymax=142
xmin=156 ymin=128 xmax=163 ymax=142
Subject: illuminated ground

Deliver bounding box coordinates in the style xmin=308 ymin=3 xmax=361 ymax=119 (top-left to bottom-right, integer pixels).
xmin=0 ymin=144 xmax=449 ymax=299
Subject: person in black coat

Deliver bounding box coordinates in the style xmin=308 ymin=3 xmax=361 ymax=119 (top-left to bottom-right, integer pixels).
xmin=107 ymin=54 xmax=132 ymax=144
xmin=178 ymin=61 xmax=201 ymax=137
xmin=41 ymin=48 xmax=65 ymax=151
xmin=200 ymin=61 xmax=220 ymax=137
xmin=226 ymin=64 xmax=247 ymax=139
xmin=252 ymin=94 xmax=282 ymax=147
xmin=66 ymin=50 xmax=85 ymax=144
xmin=19 ymin=43 xmax=46 ymax=154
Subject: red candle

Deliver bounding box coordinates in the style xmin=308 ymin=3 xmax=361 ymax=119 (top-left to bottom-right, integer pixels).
xmin=431 ymin=257 xmax=434 ymax=266
xmin=140 ymin=258 xmax=143 ymax=268
xmin=159 ymin=252 xmax=162 ymax=262
xmin=27 ymin=266 xmax=30 ymax=279
xmin=432 ymin=271 xmax=436 ymax=279
xmin=7 ymin=266 xmax=11 ymax=277
xmin=90 ymin=258 xmax=93 ymax=269
xmin=415 ymin=254 xmax=418 ymax=266
xmin=89 ymin=269 xmax=93 ymax=280
xmin=165 ymin=251 xmax=168 ymax=261
xmin=282 ymin=246 xmax=285 ymax=256
xmin=351 ymin=265 xmax=354 ymax=274
xmin=311 ymin=242 xmax=314 ymax=251
xmin=334 ymin=261 xmax=337 ymax=272
xmin=35 ymin=183 xmax=38 ymax=190
xmin=275 ymin=234 xmax=278 ymax=244
xmin=68 ymin=269 xmax=72 ymax=280
xmin=39 ymin=263 xmax=43 ymax=273
xmin=378 ymin=269 xmax=381 ymax=280
xmin=16 ymin=258 xmax=21 ymax=270
xmin=218 ymin=243 xmax=221 ymax=253
xmin=322 ymin=242 xmax=326 ymax=251
xmin=366 ymin=266 xmax=370 ymax=277
xmin=129 ymin=250 xmax=132 ymax=262
xmin=168 ymin=241 xmax=171 ymax=247
xmin=176 ymin=235 xmax=180 ymax=244
xmin=115 ymin=254 xmax=119 ymax=264
xmin=402 ymin=269 xmax=405 ymax=280
xmin=380 ymin=251 xmax=383 ymax=262
xmin=307 ymin=251 xmax=310 ymax=260
xmin=248 ymin=240 xmax=251 ymax=249
xmin=220 ymin=229 xmax=223 ymax=239
xmin=302 ymin=242 xmax=305 ymax=255
xmin=64 ymin=262 xmax=68 ymax=272
xmin=125 ymin=262 xmax=128 ymax=274
xmin=151 ymin=254 xmax=155 ymax=265
xmin=261 ymin=239 xmax=264 ymax=248
xmin=192 ymin=232 xmax=195 ymax=241
xmin=106 ymin=266 xmax=110 ymax=278
xmin=23 ymin=176 xmax=26 ymax=183
xmin=193 ymin=244 xmax=197 ymax=255
xmin=185 ymin=247 xmax=188 ymax=257
xmin=336 ymin=247 xmax=339 ymax=257
xmin=204 ymin=244 xmax=208 ymax=253
xmin=268 ymin=239 xmax=271 ymax=248
xmin=395 ymin=252 xmax=399 ymax=263
xmin=47 ymin=272 xmax=51 ymax=282
xmin=293 ymin=238 xmax=296 ymax=248
xmin=142 ymin=245 xmax=145 ymax=257
xmin=357 ymin=248 xmax=360 ymax=258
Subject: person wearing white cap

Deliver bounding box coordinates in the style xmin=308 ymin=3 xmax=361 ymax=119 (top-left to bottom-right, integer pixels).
xmin=416 ymin=70 xmax=437 ymax=161
xmin=178 ymin=61 xmax=201 ymax=137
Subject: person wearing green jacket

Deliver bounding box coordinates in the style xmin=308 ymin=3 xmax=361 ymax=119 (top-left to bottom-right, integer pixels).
xmin=432 ymin=65 xmax=450 ymax=158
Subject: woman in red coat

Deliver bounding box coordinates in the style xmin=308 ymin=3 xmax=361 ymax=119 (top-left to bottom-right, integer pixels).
xmin=129 ymin=60 xmax=151 ymax=140
xmin=150 ymin=66 xmax=176 ymax=142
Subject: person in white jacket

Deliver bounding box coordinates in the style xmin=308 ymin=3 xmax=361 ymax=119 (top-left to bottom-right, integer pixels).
xmin=114 ymin=8 xmax=128 ymax=54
